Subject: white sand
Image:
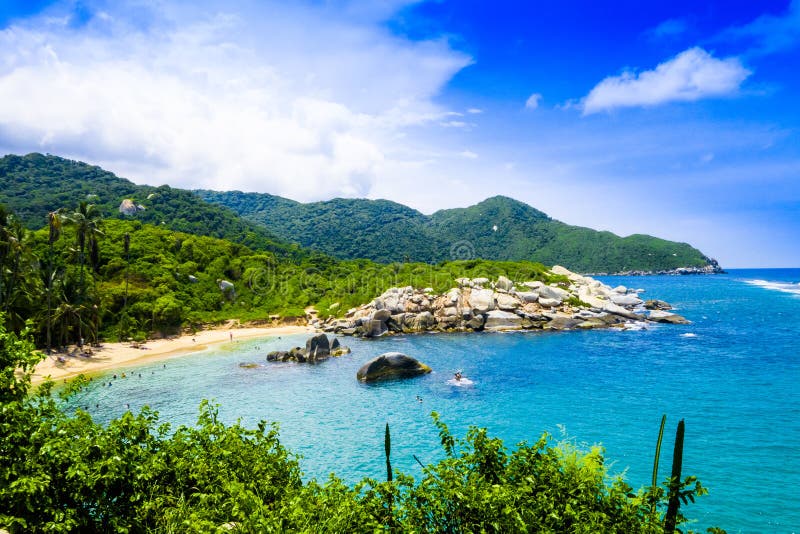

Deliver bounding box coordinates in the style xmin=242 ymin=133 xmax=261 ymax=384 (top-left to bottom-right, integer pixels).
xmin=31 ymin=324 xmax=314 ymax=385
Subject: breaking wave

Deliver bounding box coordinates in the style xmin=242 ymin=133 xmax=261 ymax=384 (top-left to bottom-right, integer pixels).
xmin=744 ymin=279 xmax=800 ymax=296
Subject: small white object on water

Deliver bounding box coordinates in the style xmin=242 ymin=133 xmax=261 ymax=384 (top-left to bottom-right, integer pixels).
xmin=447 ymin=377 xmax=475 ymax=387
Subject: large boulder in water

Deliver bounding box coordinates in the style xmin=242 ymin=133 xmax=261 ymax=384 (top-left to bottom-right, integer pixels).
xmin=648 ymin=310 xmax=690 ymax=324
xmin=305 ymin=333 xmax=331 ymax=360
xmin=644 ymin=299 xmax=673 ymax=310
xmin=356 ymin=352 xmax=432 ymax=382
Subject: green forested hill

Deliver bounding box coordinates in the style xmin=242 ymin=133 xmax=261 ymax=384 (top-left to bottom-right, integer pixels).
xmin=0 ymin=153 xmax=302 ymax=259
xmin=0 ymin=152 xmax=718 ymax=272
xmin=197 ymin=190 xmax=718 ymax=273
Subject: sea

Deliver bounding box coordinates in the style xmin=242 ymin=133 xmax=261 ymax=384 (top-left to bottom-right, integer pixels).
xmin=63 ymin=268 xmax=800 ymax=533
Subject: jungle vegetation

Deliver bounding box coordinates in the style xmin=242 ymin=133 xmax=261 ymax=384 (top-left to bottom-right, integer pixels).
xmin=0 ymin=323 xmax=723 ymax=533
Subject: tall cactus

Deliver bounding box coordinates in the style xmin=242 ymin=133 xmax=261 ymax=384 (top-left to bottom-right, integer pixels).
xmin=664 ymin=418 xmax=685 ymax=533
xmin=385 ymin=422 xmax=393 ymax=483
xmin=651 ymin=414 xmax=667 ymax=513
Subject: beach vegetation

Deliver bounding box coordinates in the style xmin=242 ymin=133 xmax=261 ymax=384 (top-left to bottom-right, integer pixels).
xmin=0 ymin=323 xmax=723 ymax=532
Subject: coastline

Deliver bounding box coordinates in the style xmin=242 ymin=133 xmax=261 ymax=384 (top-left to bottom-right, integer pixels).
xmin=31 ymin=324 xmax=314 ymax=385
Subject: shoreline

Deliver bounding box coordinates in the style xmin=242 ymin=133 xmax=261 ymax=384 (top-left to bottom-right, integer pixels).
xmin=31 ymin=324 xmax=315 ymax=385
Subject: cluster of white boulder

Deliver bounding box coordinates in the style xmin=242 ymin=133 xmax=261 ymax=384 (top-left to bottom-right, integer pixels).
xmin=320 ymin=265 xmax=688 ymax=337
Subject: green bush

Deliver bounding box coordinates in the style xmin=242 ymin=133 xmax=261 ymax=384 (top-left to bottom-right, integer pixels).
xmin=0 ymin=323 xmax=724 ymax=533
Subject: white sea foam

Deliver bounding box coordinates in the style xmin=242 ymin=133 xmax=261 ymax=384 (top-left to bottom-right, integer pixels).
xmin=744 ymin=279 xmax=800 ymax=296
xmin=680 ymin=333 xmax=697 ymax=338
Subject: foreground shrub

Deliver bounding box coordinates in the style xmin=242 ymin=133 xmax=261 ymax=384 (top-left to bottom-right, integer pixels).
xmin=0 ymin=322 xmax=722 ymax=533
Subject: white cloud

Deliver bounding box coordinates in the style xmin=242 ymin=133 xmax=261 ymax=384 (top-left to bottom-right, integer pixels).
xmin=717 ymin=0 xmax=800 ymax=56
xmin=646 ymin=18 xmax=688 ymax=40
xmin=459 ymin=150 xmax=478 ymax=159
xmin=525 ymin=93 xmax=542 ymax=109
xmin=0 ymin=0 xmax=472 ymax=200
xmin=439 ymin=120 xmax=468 ymax=128
xmin=467 ymin=107 xmax=482 ymax=114
xmin=582 ymin=47 xmax=751 ymax=115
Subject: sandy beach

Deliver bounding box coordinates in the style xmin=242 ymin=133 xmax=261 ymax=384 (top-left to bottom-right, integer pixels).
xmin=31 ymin=324 xmax=314 ymax=385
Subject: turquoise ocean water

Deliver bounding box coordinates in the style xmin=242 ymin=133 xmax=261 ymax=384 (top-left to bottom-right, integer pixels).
xmin=64 ymin=269 xmax=800 ymax=532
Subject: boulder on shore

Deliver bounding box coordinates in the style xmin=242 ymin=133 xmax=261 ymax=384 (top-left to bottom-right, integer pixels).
xmin=648 ymin=310 xmax=690 ymax=324
xmin=484 ymin=310 xmax=523 ymax=331
xmin=356 ymin=352 xmax=432 ymax=382
xmin=644 ymin=299 xmax=673 ymax=310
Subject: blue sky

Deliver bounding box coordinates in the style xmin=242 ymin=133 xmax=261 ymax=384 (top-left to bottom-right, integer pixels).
xmin=0 ymin=0 xmax=798 ymax=267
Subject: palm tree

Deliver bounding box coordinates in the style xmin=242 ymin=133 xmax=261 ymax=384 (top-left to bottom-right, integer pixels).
xmin=46 ymin=211 xmax=62 ymax=352
xmin=119 ymin=232 xmax=131 ymax=342
xmin=63 ymin=202 xmax=104 ymax=345
xmin=0 ymin=205 xmax=12 ymax=312
xmin=0 ymin=214 xmax=42 ymax=333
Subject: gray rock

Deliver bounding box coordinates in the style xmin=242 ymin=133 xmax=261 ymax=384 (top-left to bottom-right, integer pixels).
xmin=545 ymin=316 xmax=582 ymax=330
xmin=644 ymin=299 xmax=673 ymax=310
xmin=495 ymin=293 xmax=520 ymax=310
xmin=648 ymin=311 xmax=690 ymax=324
xmin=538 ymin=297 xmax=562 ymax=308
xmin=516 ymin=291 xmax=539 ymax=303
xmin=356 ymin=352 xmax=432 ymax=382
xmin=610 ymin=294 xmax=644 ymax=307
xmin=441 ymin=306 xmax=459 ymax=317
xmin=266 ymin=350 xmax=287 ymax=362
xmin=118 ymin=199 xmax=141 ymax=215
xmin=496 ymin=275 xmax=514 ymax=291
xmin=538 ymin=285 xmax=570 ymax=300
xmin=602 ymin=302 xmax=641 ymax=320
xmin=466 ymin=314 xmax=486 ymax=330
xmin=484 ymin=310 xmax=523 ymax=330
xmin=362 ymin=319 xmax=388 ymax=338
xmin=410 ymin=311 xmax=436 ymax=331
xmin=372 ymin=309 xmax=392 ymax=322
xmin=218 ymin=279 xmax=235 ymax=292
xmin=468 ymin=288 xmax=495 ymax=312
xmin=305 ymin=333 xmax=330 ymax=360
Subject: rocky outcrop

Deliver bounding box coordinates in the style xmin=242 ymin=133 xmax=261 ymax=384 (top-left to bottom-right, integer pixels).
xmin=267 ymin=334 xmax=350 ymax=363
xmin=322 ymin=266 xmax=689 ymax=336
xmin=118 ymin=199 xmax=145 ymax=215
xmin=644 ymin=299 xmax=672 ymax=310
xmin=589 ymin=258 xmax=724 ymax=276
xmin=356 ymin=352 xmax=432 ymax=382
xmin=647 ymin=310 xmax=690 ymax=324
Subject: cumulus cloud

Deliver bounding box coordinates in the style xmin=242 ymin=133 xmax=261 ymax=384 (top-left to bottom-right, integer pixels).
xmin=582 ymin=48 xmax=751 ymax=115
xmin=525 ymin=93 xmax=542 ymax=109
xmin=0 ymin=0 xmax=471 ymax=200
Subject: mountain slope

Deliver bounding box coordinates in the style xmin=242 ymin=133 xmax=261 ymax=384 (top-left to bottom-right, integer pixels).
xmin=0 ymin=153 xmax=303 ymax=258
xmin=199 ymin=190 xmax=444 ymax=263
xmin=197 ymin=190 xmax=718 ymax=273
